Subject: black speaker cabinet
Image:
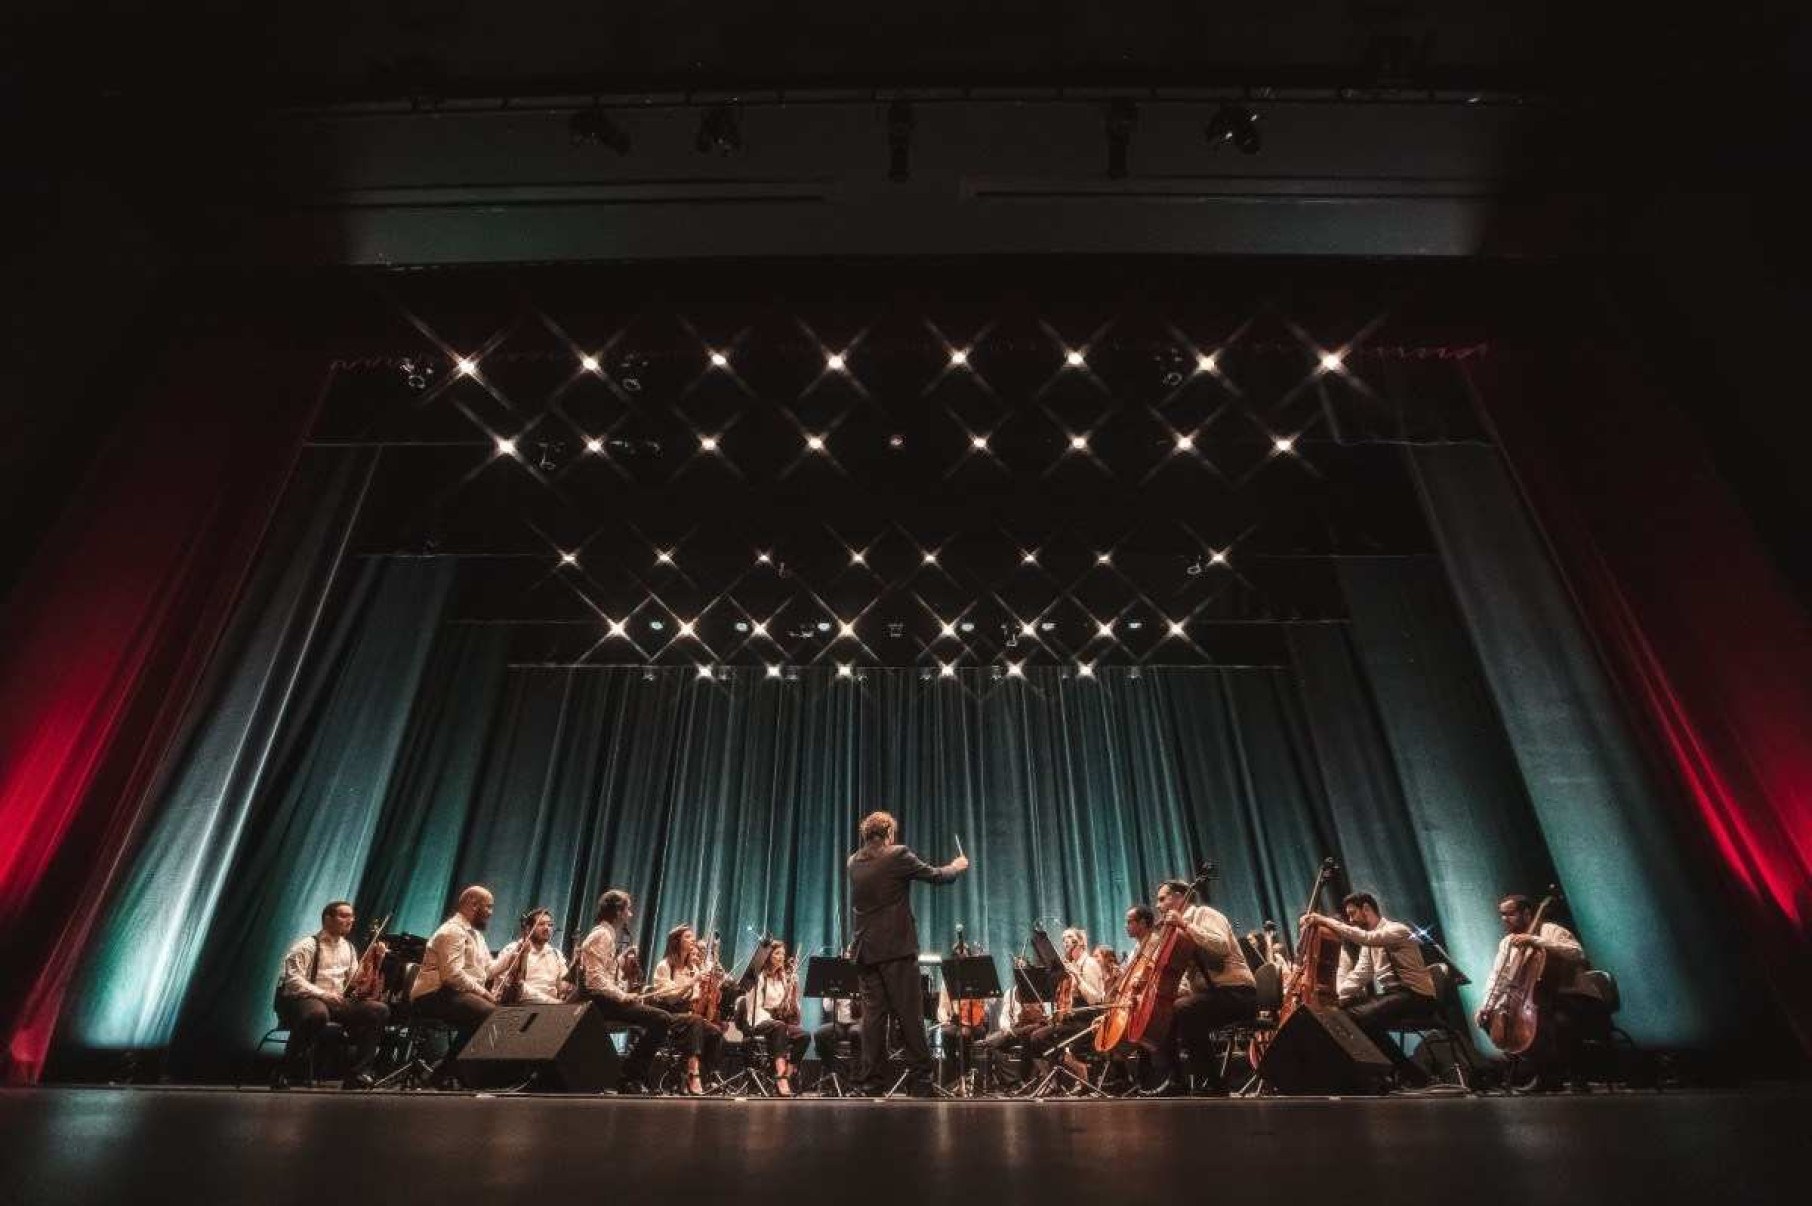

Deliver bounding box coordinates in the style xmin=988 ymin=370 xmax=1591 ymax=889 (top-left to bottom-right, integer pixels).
xmin=455 ymin=1002 xmax=620 ymax=1092
xmin=1257 ymin=1004 xmax=1393 ymax=1094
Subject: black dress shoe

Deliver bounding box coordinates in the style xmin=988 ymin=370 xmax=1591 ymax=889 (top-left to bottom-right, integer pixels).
xmin=341 ymin=1072 xmax=375 ymax=1091
xmin=616 ymin=1078 xmax=650 ymax=1096
xmin=1137 ymin=1079 xmax=1186 ymax=1098
xmin=269 ymin=1071 xmax=292 ymax=1091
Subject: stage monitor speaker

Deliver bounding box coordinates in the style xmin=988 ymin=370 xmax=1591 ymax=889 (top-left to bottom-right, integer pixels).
xmin=455 ymin=1002 xmax=620 ymax=1092
xmin=1257 ymin=1004 xmax=1393 ymax=1094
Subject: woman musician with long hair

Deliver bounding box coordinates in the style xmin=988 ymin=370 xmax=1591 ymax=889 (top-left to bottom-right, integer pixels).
xmin=648 ymin=924 xmax=723 ymax=1096
xmin=743 ymin=941 xmax=809 ymax=1096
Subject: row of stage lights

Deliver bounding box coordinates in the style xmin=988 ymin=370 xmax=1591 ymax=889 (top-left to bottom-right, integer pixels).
xmin=555 ymin=547 xmax=1231 ymax=574
xmin=677 ymin=661 xmax=1120 ymax=681
xmin=594 ymin=615 xmax=1197 ymax=641
xmin=460 ymin=344 xmax=1335 ymax=460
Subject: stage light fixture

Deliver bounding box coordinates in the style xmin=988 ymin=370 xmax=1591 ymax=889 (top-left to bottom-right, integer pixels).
xmin=1040 ymin=621 xmax=1056 ymax=632
xmin=1021 ymin=551 xmax=1038 ymax=566
xmin=585 ymin=437 xmax=604 ymax=454
xmin=839 ymin=620 xmax=857 ymax=639
xmin=1274 ymin=436 xmax=1295 ymax=453
xmin=570 ymin=106 xmax=631 ymax=154
xmin=495 ymin=437 xmax=517 ymax=457
xmin=1006 ymin=662 xmax=1025 ymax=678
xmin=1320 ymin=351 xmax=1344 ymax=373
xmin=710 ymin=351 xmax=729 ymax=368
xmin=940 ymin=620 xmax=958 ymax=639
xmin=827 ymin=352 xmax=846 ymax=371
xmin=607 ymin=619 xmax=627 ymax=637
xmin=940 ymin=662 xmax=957 ymax=678
xmin=922 ymin=551 xmax=938 ymax=565
xmin=1168 ymin=620 xmax=1187 ymax=638
xmin=1175 ymin=434 xmax=1195 ymax=451
xmin=656 ymin=550 xmax=674 ymax=565
xmin=580 ymin=354 xmax=601 ymax=373
xmin=1066 ymin=350 xmax=1086 ymax=367
xmin=649 ymin=619 xmax=667 ymax=632
xmin=1198 ymin=353 xmax=1217 ymax=372
xmin=678 ymin=620 xmax=696 ymax=637
xmin=807 ymin=435 xmax=826 ymax=452
xmin=837 ymin=663 xmax=854 ymax=679
xmin=695 ymin=104 xmax=743 ymax=156
xmin=751 ymin=621 xmax=768 ymax=637
xmin=559 ymin=551 xmax=578 ymax=566
xmin=757 ymin=552 xmax=772 ymax=564
xmin=733 ymin=620 xmax=750 ymax=633
xmin=767 ymin=664 xmax=784 ymax=678
xmin=1210 ymin=550 xmax=1228 ymax=565
xmin=850 ymin=551 xmax=867 ymax=566
xmin=1021 ymin=622 xmax=1038 ymax=638
xmin=817 ymin=621 xmax=833 ymax=633
xmin=1097 ymin=620 xmax=1115 ymax=638
xmin=950 ymin=349 xmax=969 ymax=366
xmin=1071 ymin=434 xmax=1089 ymax=451
xmin=696 ymin=665 xmax=715 ymax=679
xmin=959 ymin=620 xmax=976 ymax=633
xmin=456 ymin=357 xmax=478 ymax=376
xmin=1205 ymin=104 xmax=1262 ymax=155
xmin=1127 ymin=619 xmax=1144 ymax=631
xmin=971 ymin=434 xmax=990 ymax=451
xmin=1096 ymin=552 xmax=1112 ymax=566
xmin=889 ymin=434 xmax=906 ymax=449
xmin=698 ymin=435 xmax=719 ymax=452
xmin=1077 ymin=662 xmax=1095 ymax=678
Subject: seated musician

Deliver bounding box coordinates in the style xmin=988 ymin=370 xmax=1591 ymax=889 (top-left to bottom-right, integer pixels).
xmin=410 ymin=885 xmax=497 ymax=1085
xmin=814 ymin=985 xmax=862 ymax=1088
xmin=271 ymin=900 xmax=390 ymax=1090
xmin=935 ymin=934 xmax=990 ymax=1082
xmin=1028 ymin=927 xmax=1109 ymax=1082
xmin=1480 ymin=894 xmax=1604 ymax=1091
xmin=1301 ymin=891 xmax=1438 ymax=1088
xmin=647 ymin=924 xmax=722 ymax=1096
xmin=575 ymin=889 xmax=670 ymax=1094
xmin=1156 ymin=878 xmax=1257 ymax=1095
xmin=487 ymin=906 xmax=572 ymax=1004
xmin=743 ymin=942 xmax=810 ymax=1096
xmin=978 ymin=970 xmax=1049 ymax=1082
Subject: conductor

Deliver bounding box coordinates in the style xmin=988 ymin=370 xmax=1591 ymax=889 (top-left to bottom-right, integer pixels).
xmin=846 ymin=810 xmax=969 ymax=1093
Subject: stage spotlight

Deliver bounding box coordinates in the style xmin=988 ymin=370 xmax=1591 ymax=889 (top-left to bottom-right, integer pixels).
xmin=1205 ymin=104 xmax=1261 ymax=155
xmin=1319 ymin=351 xmax=1344 ymax=373
xmin=695 ymin=104 xmax=743 ymax=156
xmin=922 ymin=551 xmax=938 ymax=565
xmin=580 ymin=354 xmax=601 ymax=373
xmin=806 ymin=435 xmax=826 ymax=452
xmin=1071 ymin=434 xmax=1090 ymax=451
xmin=1021 ymin=551 xmax=1038 ymax=566
xmin=971 ymin=434 xmax=990 ymax=451
xmin=607 ymin=619 xmax=627 ymax=637
xmin=1040 ymin=621 xmax=1056 ymax=632
xmin=699 ymin=435 xmax=719 ymax=452
xmin=559 ymin=551 xmax=578 ymax=566
xmin=710 ymin=351 xmax=729 ymax=368
xmin=827 ymin=352 xmax=846 ymax=371
xmin=1006 ymin=661 xmax=1025 ymax=678
xmin=751 ymin=621 xmax=768 ymax=637
xmin=649 ymin=619 xmax=667 ymax=632
xmin=733 ymin=620 xmax=750 ymax=633
xmin=1168 ymin=620 xmax=1187 ymax=638
xmin=1274 ymin=436 xmax=1296 ymax=454
xmin=656 ymin=550 xmax=674 ymax=565
xmin=1066 ymin=350 xmax=1085 ymax=367
xmin=585 ymin=437 xmax=604 ymax=454
xmin=696 ymin=665 xmax=715 ymax=680
xmin=959 ymin=620 xmax=976 ymax=633
xmin=495 ymin=436 xmax=517 ymax=457
xmin=889 ymin=434 xmax=906 ymax=450
xmin=1077 ymin=662 xmax=1095 ymax=678
xmin=1210 ymin=550 xmax=1228 ymax=565
xmin=757 ymin=552 xmax=772 ymax=564
xmin=940 ymin=621 xmax=958 ymax=639
xmin=1197 ymin=352 xmax=1217 ymax=372
xmin=677 ymin=620 xmax=696 ymax=637
xmin=767 ymin=664 xmax=784 ymax=678
xmin=1175 ymin=433 xmax=1195 ymax=451
xmin=456 ymin=357 xmax=478 ymax=376
xmin=950 ymin=349 xmax=968 ymax=366
xmin=816 ymin=621 xmax=833 ymax=633
xmin=1021 ymin=622 xmax=1038 ymax=638
xmin=940 ymin=662 xmax=957 ymax=679
xmin=1095 ymin=552 xmax=1112 ymax=566
xmin=839 ymin=620 xmax=857 ymax=639
xmin=1126 ymin=619 xmax=1144 ymax=631
xmin=570 ymin=106 xmax=631 ymax=154
xmin=1097 ymin=620 xmax=1114 ymax=638
xmin=837 ymin=663 xmax=854 ymax=679
xmin=850 ymin=551 xmax=867 ymax=566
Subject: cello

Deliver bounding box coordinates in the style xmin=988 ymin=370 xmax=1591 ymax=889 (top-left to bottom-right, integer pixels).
xmin=1093 ymin=864 xmax=1216 ymax=1051
xmin=1249 ymin=857 xmax=1340 ymax=1068
xmin=1477 ymin=886 xmax=1562 ymax=1055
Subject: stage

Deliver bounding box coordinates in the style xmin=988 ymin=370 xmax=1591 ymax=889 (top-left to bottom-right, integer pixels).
xmin=3 ymin=1086 xmax=1806 ymax=1205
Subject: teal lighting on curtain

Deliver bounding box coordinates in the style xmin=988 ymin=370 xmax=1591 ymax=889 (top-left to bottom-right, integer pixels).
xmin=1410 ymin=444 xmax=1736 ymax=1044
xmin=64 ymin=450 xmax=378 ymax=1049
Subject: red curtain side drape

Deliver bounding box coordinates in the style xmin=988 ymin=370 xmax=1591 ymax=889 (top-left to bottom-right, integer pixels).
xmin=1475 ymin=346 xmax=1812 ymax=1050
xmin=0 ymin=332 xmax=322 ymax=1082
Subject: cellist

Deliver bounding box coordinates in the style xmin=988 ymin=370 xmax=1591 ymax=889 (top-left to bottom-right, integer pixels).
xmin=1301 ymin=890 xmax=1438 ymax=1088
xmin=1154 ymin=878 xmax=1256 ymax=1095
xmin=1479 ymin=894 xmax=1600 ymax=1091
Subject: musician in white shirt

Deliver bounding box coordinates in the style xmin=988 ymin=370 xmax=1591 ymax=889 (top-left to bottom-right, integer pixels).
xmin=743 ymin=942 xmax=809 ymax=1096
xmin=1156 ymin=879 xmax=1257 ymax=1094
xmin=487 ymin=907 xmax=572 ymax=1004
xmin=647 ymin=924 xmax=721 ymax=1096
xmin=1302 ymin=890 xmax=1438 ymax=1087
xmin=1028 ymin=927 xmax=1109 ymax=1082
xmin=575 ymin=888 xmax=669 ymax=1093
xmin=410 ymin=885 xmax=496 ymax=1028
xmin=1480 ymin=894 xmax=1603 ymax=1090
xmin=271 ymin=900 xmax=389 ymax=1089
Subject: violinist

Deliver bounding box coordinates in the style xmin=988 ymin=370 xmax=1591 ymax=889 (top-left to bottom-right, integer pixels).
xmin=1154 ymin=879 xmax=1255 ymax=1095
xmin=488 ymin=907 xmax=572 ymax=1004
xmin=744 ymin=942 xmax=809 ymax=1096
xmin=575 ymin=888 xmax=667 ymax=1094
xmin=1028 ymin=927 xmax=1108 ymax=1082
xmin=271 ymin=900 xmax=390 ymax=1090
xmin=648 ymin=924 xmax=722 ymax=1096
xmin=1301 ymin=891 xmax=1437 ymax=1088
xmin=1480 ymin=895 xmax=1600 ymax=1091
xmin=978 ymin=965 xmax=1049 ymax=1081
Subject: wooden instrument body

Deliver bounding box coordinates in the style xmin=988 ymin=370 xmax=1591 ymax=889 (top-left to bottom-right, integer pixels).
xmin=1094 ymin=930 xmax=1157 ymax=1051
xmin=1479 ymin=891 xmax=1561 ymax=1055
xmin=1123 ymin=924 xmax=1196 ymax=1045
xmin=1249 ymin=858 xmax=1340 ymax=1067
xmin=957 ymin=997 xmax=986 ymax=1028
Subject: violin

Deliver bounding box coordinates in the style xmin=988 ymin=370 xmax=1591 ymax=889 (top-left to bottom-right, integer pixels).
xmin=1478 ymin=887 xmax=1562 ymax=1055
xmin=346 ymin=916 xmax=391 ymax=1002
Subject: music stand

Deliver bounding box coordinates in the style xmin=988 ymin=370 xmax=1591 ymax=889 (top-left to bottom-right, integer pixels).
xmin=803 ymin=956 xmax=859 ymax=1097
xmin=1029 ymin=926 xmax=1064 ymax=969
xmin=735 ymin=936 xmax=777 ymax=991
xmin=938 ymin=955 xmax=1001 ymax=1097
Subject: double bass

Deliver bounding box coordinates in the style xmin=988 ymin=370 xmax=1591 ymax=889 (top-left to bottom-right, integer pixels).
xmin=1478 ymin=886 xmax=1562 ymax=1055
xmin=1250 ymin=857 xmax=1341 ymax=1068
xmin=1093 ymin=864 xmax=1216 ymax=1051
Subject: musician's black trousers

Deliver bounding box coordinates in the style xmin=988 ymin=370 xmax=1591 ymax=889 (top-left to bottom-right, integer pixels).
xmin=586 ymin=996 xmax=673 ymax=1083
xmin=1344 ymin=987 xmax=1438 ymax=1083
xmin=813 ymin=1021 xmax=861 ymax=1080
xmin=1162 ymin=984 xmax=1257 ymax=1087
xmin=750 ymin=1019 xmax=810 ymax=1066
xmin=856 ymin=955 xmax=931 ymax=1084
xmin=277 ymin=996 xmax=389 ymax=1077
